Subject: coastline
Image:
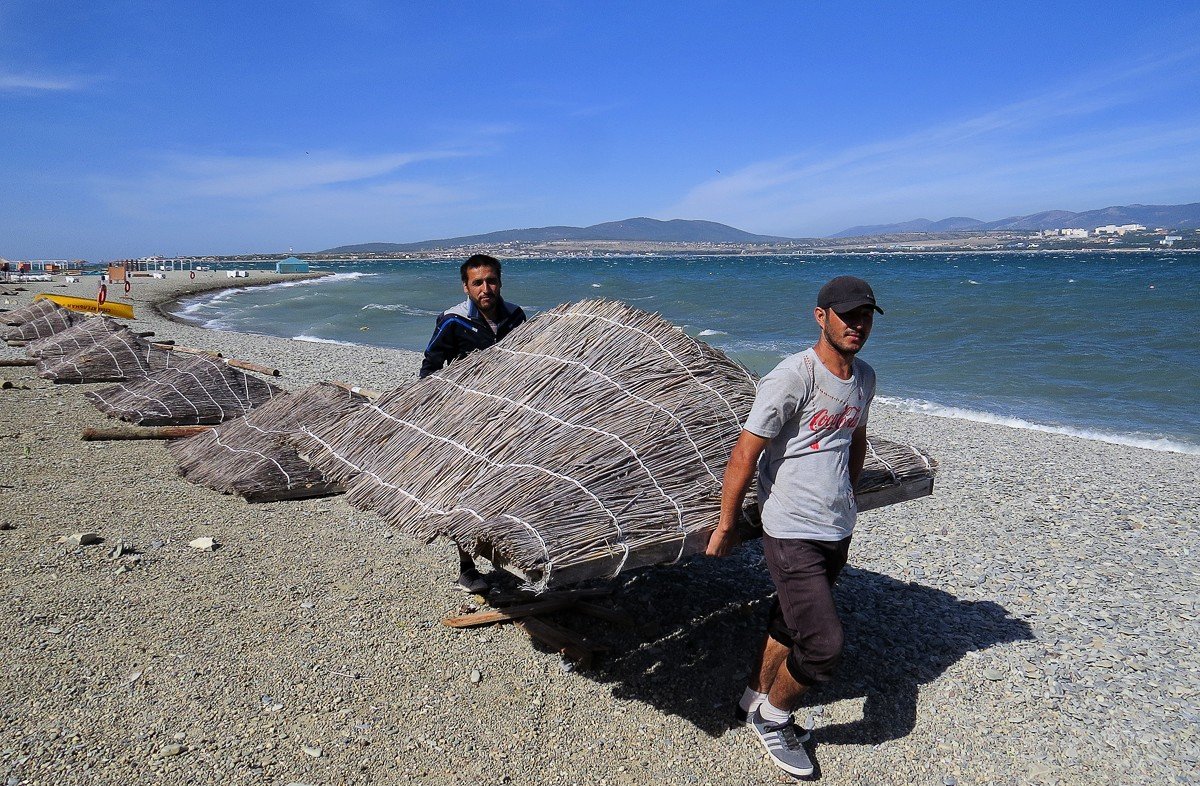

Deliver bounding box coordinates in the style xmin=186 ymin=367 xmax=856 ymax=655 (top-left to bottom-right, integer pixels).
xmin=2 ymin=272 xmax=1198 ymax=785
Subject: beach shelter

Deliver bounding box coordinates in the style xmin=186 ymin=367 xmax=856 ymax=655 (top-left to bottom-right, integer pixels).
xmin=168 ymin=382 xmax=372 ymax=502
xmin=275 ymin=257 xmax=309 ymax=274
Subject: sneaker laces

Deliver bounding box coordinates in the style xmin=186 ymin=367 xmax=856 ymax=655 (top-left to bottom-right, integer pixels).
xmin=764 ymin=719 xmax=804 ymax=750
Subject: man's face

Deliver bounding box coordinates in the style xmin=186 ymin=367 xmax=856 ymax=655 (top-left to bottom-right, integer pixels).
xmin=816 ymin=304 xmax=874 ymax=355
xmin=463 ymin=264 xmax=501 ymax=315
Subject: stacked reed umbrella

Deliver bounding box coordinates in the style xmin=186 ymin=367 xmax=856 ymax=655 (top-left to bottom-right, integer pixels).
xmin=26 ymin=316 xmax=125 ymax=358
xmin=295 ymin=299 xmax=937 ymax=591
xmin=2 ymin=308 xmax=81 ymax=342
xmin=2 ymin=298 xmax=62 ymax=327
xmin=86 ymin=353 xmax=283 ymax=425
xmin=36 ymin=330 xmax=178 ymax=383
xmin=168 ymin=382 xmax=372 ymax=502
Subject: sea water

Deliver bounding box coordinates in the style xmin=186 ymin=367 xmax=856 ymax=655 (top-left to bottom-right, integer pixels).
xmin=173 ymin=252 xmax=1200 ymax=454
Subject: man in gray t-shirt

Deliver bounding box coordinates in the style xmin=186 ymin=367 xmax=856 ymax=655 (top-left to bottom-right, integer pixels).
xmin=706 ymin=275 xmax=882 ymax=779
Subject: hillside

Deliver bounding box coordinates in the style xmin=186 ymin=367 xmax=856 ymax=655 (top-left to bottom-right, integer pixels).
xmin=321 ymin=218 xmax=791 ymax=254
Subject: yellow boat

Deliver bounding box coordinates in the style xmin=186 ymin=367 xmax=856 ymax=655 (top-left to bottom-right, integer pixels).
xmin=34 ymin=293 xmax=135 ymax=320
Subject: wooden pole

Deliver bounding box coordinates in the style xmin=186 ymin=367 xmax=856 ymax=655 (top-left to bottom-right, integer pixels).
xmin=328 ymin=380 xmax=381 ymax=400
xmin=150 ymin=342 xmax=222 ymax=357
xmin=82 ymin=425 xmax=212 ymax=441
xmin=225 ymin=358 xmax=281 ymax=377
xmin=0 ymin=359 xmax=36 ymax=367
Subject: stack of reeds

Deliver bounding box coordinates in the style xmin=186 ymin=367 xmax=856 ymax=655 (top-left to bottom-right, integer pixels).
xmin=2 ymin=309 xmax=81 ymax=342
xmin=294 ymin=300 xmax=753 ymax=589
xmin=25 ymin=316 xmax=124 ymax=359
xmin=2 ymin=298 xmax=62 ymax=327
xmin=85 ymin=353 xmax=283 ymax=425
xmin=36 ymin=330 xmax=176 ymax=383
xmin=168 ymin=382 xmax=372 ymax=502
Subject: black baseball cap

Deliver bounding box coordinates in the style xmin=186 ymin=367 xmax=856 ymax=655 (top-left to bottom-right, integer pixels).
xmin=817 ymin=275 xmax=883 ymax=314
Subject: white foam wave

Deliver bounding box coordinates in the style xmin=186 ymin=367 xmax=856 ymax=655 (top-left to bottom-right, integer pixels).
xmin=878 ymin=396 xmax=1200 ymax=455
xmin=293 ymin=334 xmax=368 ymax=348
xmin=697 ymin=329 xmax=728 ymax=336
xmin=361 ymin=302 xmax=440 ymax=316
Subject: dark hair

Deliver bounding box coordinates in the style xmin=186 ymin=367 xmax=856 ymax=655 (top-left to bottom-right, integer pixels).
xmin=460 ymin=254 xmax=501 ymax=283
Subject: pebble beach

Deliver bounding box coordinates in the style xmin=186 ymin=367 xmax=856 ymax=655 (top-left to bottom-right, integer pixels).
xmin=1 ymin=271 xmax=1197 ymax=786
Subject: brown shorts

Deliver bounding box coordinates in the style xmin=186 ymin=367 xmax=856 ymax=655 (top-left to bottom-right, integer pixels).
xmin=763 ymin=534 xmax=851 ymax=686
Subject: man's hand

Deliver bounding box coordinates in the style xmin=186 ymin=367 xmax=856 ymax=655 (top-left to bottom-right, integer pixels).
xmin=708 ymin=429 xmax=770 ymax=558
xmin=706 ymin=526 xmax=738 ymax=557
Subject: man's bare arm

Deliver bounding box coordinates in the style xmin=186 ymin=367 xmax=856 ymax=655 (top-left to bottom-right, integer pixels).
xmin=849 ymin=425 xmax=868 ymax=487
xmin=706 ymin=429 xmax=770 ymax=557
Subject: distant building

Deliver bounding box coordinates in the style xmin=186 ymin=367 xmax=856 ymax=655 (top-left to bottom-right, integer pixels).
xmin=1160 ymin=236 xmax=1182 ymax=247
xmin=1094 ymin=224 xmax=1146 ymax=236
xmin=1041 ymin=228 xmax=1089 ymax=238
xmin=275 ymin=256 xmax=309 ymax=273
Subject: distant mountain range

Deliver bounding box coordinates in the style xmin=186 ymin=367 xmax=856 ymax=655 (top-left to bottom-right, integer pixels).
xmin=321 ymin=217 xmax=790 ymax=254
xmin=831 ymin=202 xmax=1200 ymax=238
xmin=319 ymin=203 xmax=1200 ymax=253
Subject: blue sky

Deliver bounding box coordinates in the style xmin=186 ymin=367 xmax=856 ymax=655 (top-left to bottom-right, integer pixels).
xmin=2 ymin=1 xmax=1199 ymax=259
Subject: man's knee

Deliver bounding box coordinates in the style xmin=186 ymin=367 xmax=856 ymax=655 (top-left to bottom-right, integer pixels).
xmin=785 ymin=625 xmax=844 ymax=685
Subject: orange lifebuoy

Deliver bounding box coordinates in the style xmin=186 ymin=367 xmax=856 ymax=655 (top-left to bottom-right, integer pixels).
xmin=190 ymin=270 xmax=196 ymax=279
xmin=124 ymin=279 xmax=131 ymax=294
xmin=97 ymin=284 xmax=107 ymax=306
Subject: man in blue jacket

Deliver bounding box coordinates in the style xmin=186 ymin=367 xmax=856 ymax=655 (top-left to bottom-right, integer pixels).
xmin=419 ymin=254 xmax=527 ymax=380
xmin=420 ymin=254 xmax=527 ymax=593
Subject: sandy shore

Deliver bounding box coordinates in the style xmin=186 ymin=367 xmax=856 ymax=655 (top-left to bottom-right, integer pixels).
xmin=1 ymin=272 xmax=1197 ymax=785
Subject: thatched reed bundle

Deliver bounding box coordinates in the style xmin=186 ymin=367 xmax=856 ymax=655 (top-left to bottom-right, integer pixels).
xmin=84 ymin=353 xmax=283 ymax=425
xmin=295 ymin=299 xmax=936 ymax=591
xmin=2 ymin=309 xmax=81 ymax=342
xmin=167 ymin=382 xmax=371 ymax=502
xmin=26 ymin=316 xmax=124 ymax=359
xmin=36 ymin=330 xmax=176 ymax=383
xmin=2 ymin=298 xmax=62 ymax=327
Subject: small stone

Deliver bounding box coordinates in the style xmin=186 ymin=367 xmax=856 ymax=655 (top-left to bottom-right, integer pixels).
xmin=188 ymin=537 xmax=217 ymax=551
xmin=46 ymin=626 xmax=63 ymax=635
xmin=302 ymin=745 xmax=322 ymax=758
xmin=299 ymin=601 xmax=314 ymax=609
xmin=159 ymin=743 xmax=185 ymax=756
xmin=983 ymin=668 xmax=1005 ymax=681
xmin=0 ymin=522 xmax=14 ymax=531
xmin=469 ymin=669 xmax=482 ymax=684
xmin=66 ymin=532 xmax=100 ymax=547
xmin=943 ymin=777 xmax=958 ymax=786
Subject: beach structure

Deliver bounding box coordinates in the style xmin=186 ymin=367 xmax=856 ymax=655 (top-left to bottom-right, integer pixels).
xmin=2 ymin=308 xmax=81 ymax=342
xmin=85 ymin=353 xmax=283 ymax=425
xmin=275 ymin=257 xmax=309 ymax=274
xmin=2 ymin=297 xmax=63 ymax=327
xmin=36 ymin=331 xmax=177 ymax=384
xmin=295 ymin=299 xmax=937 ymax=591
xmin=25 ymin=316 xmax=124 ymax=358
xmin=167 ymin=382 xmax=373 ymax=502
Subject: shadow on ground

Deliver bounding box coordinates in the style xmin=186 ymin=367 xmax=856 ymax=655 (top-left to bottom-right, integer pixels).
xmin=542 ymin=542 xmax=1034 ymax=742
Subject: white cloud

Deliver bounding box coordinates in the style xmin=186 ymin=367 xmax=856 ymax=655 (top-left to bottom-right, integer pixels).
xmin=0 ymin=71 xmax=84 ymax=91
xmin=666 ymin=49 xmax=1200 ymax=235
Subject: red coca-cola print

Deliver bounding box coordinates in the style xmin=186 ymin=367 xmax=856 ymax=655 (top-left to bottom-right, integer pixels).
xmin=808 ymin=406 xmax=861 ymax=431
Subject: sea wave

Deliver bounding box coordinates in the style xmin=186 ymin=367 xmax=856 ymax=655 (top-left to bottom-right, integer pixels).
xmin=293 ymin=334 xmax=369 ymax=348
xmin=361 ymin=302 xmax=440 ymax=316
xmin=878 ymin=396 xmax=1200 ymax=455
xmin=697 ymin=329 xmax=728 ymax=336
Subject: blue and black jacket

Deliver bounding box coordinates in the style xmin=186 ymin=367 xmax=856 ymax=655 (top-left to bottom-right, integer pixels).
xmin=419 ymin=298 xmax=527 ymax=378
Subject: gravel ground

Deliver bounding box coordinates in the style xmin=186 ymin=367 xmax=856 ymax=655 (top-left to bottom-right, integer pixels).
xmin=1 ymin=273 xmax=1197 ymax=785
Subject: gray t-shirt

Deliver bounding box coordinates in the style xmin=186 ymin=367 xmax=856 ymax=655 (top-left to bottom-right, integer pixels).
xmin=743 ymin=347 xmax=876 ymax=541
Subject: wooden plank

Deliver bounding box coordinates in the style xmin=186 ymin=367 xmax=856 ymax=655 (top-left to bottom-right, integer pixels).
xmin=442 ymin=596 xmax=577 ymax=628
xmin=328 ymin=380 xmax=381 ymax=400
xmin=0 ymin=359 xmax=36 ymax=367
xmin=516 ymin=617 xmax=599 ymax=668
